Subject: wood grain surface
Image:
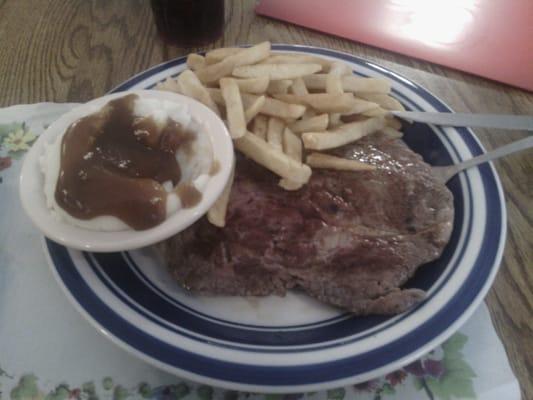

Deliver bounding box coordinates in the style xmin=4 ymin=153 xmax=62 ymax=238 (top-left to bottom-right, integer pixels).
xmin=0 ymin=0 xmax=531 ymax=397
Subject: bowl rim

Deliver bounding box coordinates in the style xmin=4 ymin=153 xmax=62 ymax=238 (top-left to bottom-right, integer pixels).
xmin=19 ymin=89 xmax=234 ymax=252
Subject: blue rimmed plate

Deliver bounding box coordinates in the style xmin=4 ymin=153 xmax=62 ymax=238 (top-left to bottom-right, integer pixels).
xmin=44 ymin=45 xmax=506 ymax=393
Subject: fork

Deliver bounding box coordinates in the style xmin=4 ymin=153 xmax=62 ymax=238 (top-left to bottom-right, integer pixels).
xmin=391 ymin=111 xmax=533 ymax=131
xmin=431 ymin=136 xmax=533 ymax=183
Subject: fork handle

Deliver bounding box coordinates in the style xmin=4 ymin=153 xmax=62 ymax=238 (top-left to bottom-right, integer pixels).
xmin=453 ymin=136 xmax=533 ymax=174
xmin=391 ymin=111 xmax=533 ymax=131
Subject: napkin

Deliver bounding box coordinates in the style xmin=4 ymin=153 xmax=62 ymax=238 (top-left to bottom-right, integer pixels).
xmin=0 ymin=103 xmax=521 ymax=400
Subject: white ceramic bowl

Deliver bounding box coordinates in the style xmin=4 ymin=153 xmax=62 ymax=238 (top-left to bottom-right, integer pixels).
xmin=19 ymin=90 xmax=233 ymax=252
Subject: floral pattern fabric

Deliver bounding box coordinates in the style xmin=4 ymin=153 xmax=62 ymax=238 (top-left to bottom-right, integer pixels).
xmin=0 ymin=334 xmax=476 ymax=400
xmin=0 ymin=122 xmax=37 ymax=183
xmin=0 ymin=104 xmax=520 ymax=400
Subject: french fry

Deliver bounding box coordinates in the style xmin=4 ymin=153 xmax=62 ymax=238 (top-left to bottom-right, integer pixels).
xmin=326 ymin=62 xmax=345 ymax=128
xmin=205 ymin=47 xmax=243 ymax=64
xmin=306 ymin=152 xmax=376 ymax=171
xmin=274 ymin=93 xmax=348 ymax=108
xmin=281 ymin=117 xmax=298 ymax=125
xmin=220 ymin=78 xmax=246 ymax=138
xmin=343 ymin=98 xmax=380 ymax=114
xmin=283 ymin=127 xmax=302 ymax=162
xmin=234 ymin=132 xmax=312 ymax=184
xmin=196 ymin=59 xmax=234 ymax=85
xmin=155 ymin=77 xmax=182 ymax=93
xmin=247 ymin=94 xmax=306 ymax=119
xmin=303 ymin=75 xmax=391 ymax=94
xmin=357 ymin=93 xmax=405 ymax=111
xmin=259 ymin=54 xmax=333 ymax=71
xmin=256 ymin=96 xmax=307 ymax=119
xmin=267 ymin=117 xmax=284 ymax=151
xmin=207 ymin=88 xmax=307 ymax=119
xmin=302 ymin=117 xmax=386 ymax=150
xmin=207 ymin=159 xmax=235 ymax=227
xmin=244 ymin=95 xmax=266 ymax=123
xmin=328 ymin=61 xmax=352 ymax=77
xmin=233 ymin=77 xmax=270 ymax=94
xmin=252 ymin=114 xmax=268 ymax=140
xmin=266 ymin=79 xmax=293 ymax=95
xmin=206 ymin=88 xmax=225 ymax=105
xmin=289 ymin=113 xmax=329 ymax=134
xmin=196 ymin=41 xmax=271 ymax=84
xmin=233 ymin=64 xmax=322 ymax=80
xmin=326 ymin=63 xmax=345 ymax=94
xmin=329 ymin=114 xmax=342 ymax=128
xmin=177 ymin=70 xmax=220 ymax=116
xmin=381 ymin=126 xmax=404 ymax=139
xmin=279 ymin=178 xmax=304 ymax=191
xmin=387 ymin=117 xmax=403 ymax=130
xmin=361 ymin=107 xmax=389 ymax=117
xmin=291 ymin=78 xmax=316 ymax=117
xmin=274 ymin=93 xmax=375 ymax=114
xmin=302 ymin=108 xmax=316 ymax=118
xmin=186 ymin=53 xmax=206 ymax=70
xmin=291 ymin=77 xmax=309 ymax=95
xmin=344 ymin=112 xmax=403 ymax=131
xmin=326 ymin=77 xmax=343 ymax=96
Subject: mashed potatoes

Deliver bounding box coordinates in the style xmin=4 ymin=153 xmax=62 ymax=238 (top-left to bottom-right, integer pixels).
xmin=40 ymin=96 xmax=214 ymax=231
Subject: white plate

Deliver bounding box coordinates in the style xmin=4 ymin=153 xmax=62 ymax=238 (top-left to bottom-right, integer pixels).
xmin=19 ymin=90 xmax=233 ymax=252
xmin=43 ymin=45 xmax=506 ymax=393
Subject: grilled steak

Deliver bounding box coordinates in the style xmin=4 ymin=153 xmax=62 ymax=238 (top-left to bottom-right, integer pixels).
xmin=161 ymin=133 xmax=454 ymax=315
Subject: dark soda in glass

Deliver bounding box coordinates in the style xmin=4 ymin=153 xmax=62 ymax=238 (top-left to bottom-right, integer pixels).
xmin=150 ymin=0 xmax=225 ymax=47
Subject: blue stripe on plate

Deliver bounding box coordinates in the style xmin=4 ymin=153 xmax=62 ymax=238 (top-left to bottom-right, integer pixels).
xmin=49 ymin=177 xmax=499 ymax=385
xmin=88 ymin=103 xmax=470 ymax=351
xmin=88 ymin=251 xmax=389 ymax=349
xmin=123 ymin=251 xmax=353 ymax=331
xmin=89 ymin=61 xmax=472 ymax=350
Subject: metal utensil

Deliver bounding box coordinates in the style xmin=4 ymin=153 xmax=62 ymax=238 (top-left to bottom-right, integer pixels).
xmin=392 ymin=111 xmax=533 ymax=131
xmin=432 ymin=136 xmax=533 ymax=183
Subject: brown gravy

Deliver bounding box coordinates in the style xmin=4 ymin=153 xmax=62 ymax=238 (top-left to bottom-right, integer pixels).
xmin=209 ymin=159 xmax=221 ymax=176
xmin=55 ymin=94 xmax=200 ymax=230
xmin=175 ymin=183 xmax=202 ymax=208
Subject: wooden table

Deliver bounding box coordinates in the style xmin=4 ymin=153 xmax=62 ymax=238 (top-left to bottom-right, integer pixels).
xmin=1 ymin=0 xmax=531 ymax=397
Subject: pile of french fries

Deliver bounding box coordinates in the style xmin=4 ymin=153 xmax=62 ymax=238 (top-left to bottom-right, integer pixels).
xmin=156 ymin=41 xmax=405 ymax=227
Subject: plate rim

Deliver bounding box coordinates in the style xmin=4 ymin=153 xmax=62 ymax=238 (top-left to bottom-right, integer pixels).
xmin=44 ymin=44 xmax=507 ymax=393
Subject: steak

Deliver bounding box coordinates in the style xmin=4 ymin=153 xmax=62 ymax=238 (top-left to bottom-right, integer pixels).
xmin=160 ymin=133 xmax=454 ymax=315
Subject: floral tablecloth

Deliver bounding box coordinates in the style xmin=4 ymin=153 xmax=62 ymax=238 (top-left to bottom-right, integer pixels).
xmin=0 ymin=104 xmax=521 ymax=400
